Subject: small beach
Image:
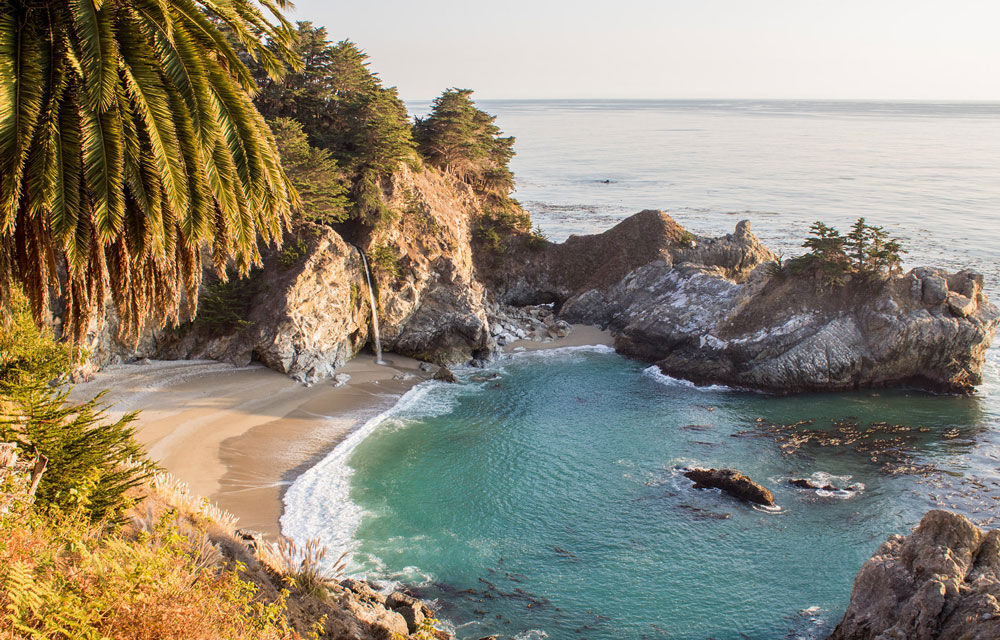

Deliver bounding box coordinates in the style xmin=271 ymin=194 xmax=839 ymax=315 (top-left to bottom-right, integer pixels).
xmin=70 ymin=325 xmax=612 ymax=535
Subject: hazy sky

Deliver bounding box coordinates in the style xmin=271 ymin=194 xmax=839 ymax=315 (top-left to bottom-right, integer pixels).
xmin=290 ymin=0 xmax=1000 ymax=101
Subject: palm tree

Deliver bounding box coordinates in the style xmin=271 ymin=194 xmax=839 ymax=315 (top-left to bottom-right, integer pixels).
xmin=0 ymin=0 xmax=300 ymax=343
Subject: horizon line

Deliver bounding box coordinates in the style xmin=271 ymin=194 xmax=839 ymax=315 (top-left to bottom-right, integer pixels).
xmin=402 ymin=96 xmax=1000 ymax=104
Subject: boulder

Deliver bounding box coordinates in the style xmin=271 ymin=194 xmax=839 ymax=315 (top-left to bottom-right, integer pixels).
xmin=922 ymin=275 xmax=949 ymax=305
xmin=433 ymin=366 xmax=459 ymax=383
xmin=385 ymin=591 xmax=433 ymax=634
xmin=682 ymin=467 xmax=776 ymax=507
xmin=828 ymin=510 xmax=1000 ymax=640
xmin=156 ymin=223 xmax=371 ymax=384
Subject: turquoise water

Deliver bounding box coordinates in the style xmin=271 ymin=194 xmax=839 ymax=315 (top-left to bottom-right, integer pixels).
xmin=284 ymin=348 xmax=999 ymax=639
xmin=284 ymin=101 xmax=1000 ymax=639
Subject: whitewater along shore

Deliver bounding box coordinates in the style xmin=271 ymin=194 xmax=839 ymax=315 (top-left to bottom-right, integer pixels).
xmin=70 ymin=326 xmax=611 ymax=536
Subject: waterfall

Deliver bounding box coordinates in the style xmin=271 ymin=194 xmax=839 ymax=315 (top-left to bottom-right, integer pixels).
xmin=356 ymin=248 xmax=386 ymax=365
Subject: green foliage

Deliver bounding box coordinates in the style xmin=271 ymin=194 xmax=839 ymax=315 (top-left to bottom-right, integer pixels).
xmin=788 ymin=219 xmax=905 ymax=285
xmin=765 ymin=252 xmax=786 ymax=277
xmin=367 ymin=245 xmax=401 ymax=279
xmin=279 ymin=238 xmax=309 ymax=269
xmin=0 ymin=294 xmax=149 ymax=520
xmin=846 ymin=217 xmax=906 ymax=276
xmin=414 ymin=88 xmax=516 ymax=200
xmin=196 ymin=271 xmax=264 ymax=334
xmin=0 ymin=292 xmax=73 ymax=388
xmin=475 ymin=204 xmax=532 ymax=254
xmin=270 ymin=118 xmax=349 ymax=225
xmin=1 ymin=0 xmax=299 ymax=343
xmin=527 ymin=225 xmax=549 ymax=251
xmin=349 ymin=283 xmax=362 ymax=310
xmin=250 ymin=25 xmax=414 ymax=225
xmin=352 ymin=166 xmax=397 ymax=226
xmin=678 ymin=230 xmax=695 ymax=246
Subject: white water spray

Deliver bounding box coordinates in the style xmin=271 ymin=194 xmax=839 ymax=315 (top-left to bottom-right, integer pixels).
xmin=356 ymin=249 xmax=385 ymax=365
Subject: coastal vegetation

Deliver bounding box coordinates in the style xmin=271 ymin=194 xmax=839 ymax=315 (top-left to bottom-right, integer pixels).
xmin=786 ymin=218 xmax=905 ymax=284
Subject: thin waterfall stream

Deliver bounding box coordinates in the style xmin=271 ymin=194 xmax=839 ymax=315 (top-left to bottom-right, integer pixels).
xmin=357 ymin=248 xmax=385 ymax=365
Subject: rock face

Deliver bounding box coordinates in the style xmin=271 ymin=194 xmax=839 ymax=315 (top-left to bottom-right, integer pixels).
xmin=828 ymin=510 xmax=1000 ymax=640
xmin=487 ymin=211 xmax=998 ymax=393
xmin=83 ymin=165 xmax=505 ymax=382
xmin=79 ymin=192 xmax=997 ymax=392
xmin=682 ymin=467 xmax=776 ymax=507
xmin=367 ymin=165 xmax=494 ymax=365
xmin=157 ymin=223 xmax=371 ymax=383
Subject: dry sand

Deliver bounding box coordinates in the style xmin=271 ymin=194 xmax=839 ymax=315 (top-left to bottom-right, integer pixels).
xmin=71 ymin=325 xmax=612 ymax=536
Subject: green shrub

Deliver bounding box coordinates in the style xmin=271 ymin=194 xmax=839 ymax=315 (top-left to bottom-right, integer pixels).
xmin=678 ymin=230 xmax=695 ymax=246
xmin=0 ymin=506 xmax=294 ymax=639
xmin=787 ymin=219 xmax=904 ymax=285
xmin=279 ymin=238 xmax=309 ymax=269
xmin=196 ymin=271 xmax=264 ymax=334
xmin=0 ymin=292 xmax=150 ymax=520
xmin=367 ymin=245 xmax=401 ymax=279
xmin=527 ymin=225 xmax=549 ymax=251
xmin=475 ymin=204 xmax=532 ymax=254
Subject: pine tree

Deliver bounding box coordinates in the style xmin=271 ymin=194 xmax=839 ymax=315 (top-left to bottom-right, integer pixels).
xmin=270 ymin=118 xmax=349 ymax=225
xmin=1 ymin=291 xmax=149 ymax=519
xmin=414 ymin=88 xmax=516 ymax=199
xmin=249 ymin=27 xmax=414 ymax=224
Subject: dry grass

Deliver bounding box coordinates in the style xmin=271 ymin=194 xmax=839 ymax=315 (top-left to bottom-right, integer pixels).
xmin=0 ymin=505 xmax=297 ymax=640
xmin=257 ymin=536 xmax=348 ymax=601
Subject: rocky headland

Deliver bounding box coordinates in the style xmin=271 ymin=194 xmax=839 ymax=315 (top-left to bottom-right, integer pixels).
xmin=78 ymin=166 xmax=998 ymax=394
xmin=828 ymin=510 xmax=1000 ymax=640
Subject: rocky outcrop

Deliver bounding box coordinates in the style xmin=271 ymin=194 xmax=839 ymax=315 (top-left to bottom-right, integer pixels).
xmin=156 ymin=224 xmax=371 ymax=383
xmin=81 ymin=165 xmax=507 ymax=382
xmin=367 ymin=165 xmax=494 ymax=365
xmin=488 ymin=211 xmax=997 ymax=393
xmin=610 ymin=263 xmax=996 ymax=393
xmin=682 ymin=467 xmax=776 ymax=507
xmin=78 ymin=190 xmax=997 ymax=392
xmin=828 ymin=510 xmax=1000 ymax=640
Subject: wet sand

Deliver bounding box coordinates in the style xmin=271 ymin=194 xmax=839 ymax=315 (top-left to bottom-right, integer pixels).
xmin=71 ymin=325 xmax=612 ymax=536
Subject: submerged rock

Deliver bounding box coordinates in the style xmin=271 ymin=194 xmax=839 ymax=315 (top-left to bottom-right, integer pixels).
xmin=828 ymin=510 xmax=1000 ymax=640
xmin=682 ymin=467 xmax=776 ymax=507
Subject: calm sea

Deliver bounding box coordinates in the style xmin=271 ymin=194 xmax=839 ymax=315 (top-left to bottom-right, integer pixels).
xmin=284 ymin=101 xmax=1000 ymax=639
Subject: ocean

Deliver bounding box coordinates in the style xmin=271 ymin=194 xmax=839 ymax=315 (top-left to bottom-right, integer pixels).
xmin=283 ymin=101 xmax=1000 ymax=639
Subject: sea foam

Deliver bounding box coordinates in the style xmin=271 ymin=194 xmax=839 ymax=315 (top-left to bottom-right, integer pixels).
xmin=280 ymin=380 xmax=463 ymax=571
xmin=641 ymin=365 xmax=732 ymax=392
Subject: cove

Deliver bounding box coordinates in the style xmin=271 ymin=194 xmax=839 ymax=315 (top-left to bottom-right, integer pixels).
xmin=284 ymin=346 xmax=996 ymax=640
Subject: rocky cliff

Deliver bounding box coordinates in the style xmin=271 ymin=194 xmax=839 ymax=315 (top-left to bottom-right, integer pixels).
xmin=488 ymin=211 xmax=998 ymax=393
xmin=80 ymin=178 xmax=998 ymax=392
xmin=828 ymin=510 xmax=1000 ymax=640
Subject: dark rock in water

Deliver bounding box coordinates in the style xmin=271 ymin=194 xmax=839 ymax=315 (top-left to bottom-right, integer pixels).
xmin=789 ymin=478 xmax=837 ymax=491
xmin=433 ymin=366 xmax=459 ymax=383
xmin=789 ymin=477 xmax=863 ymax=493
xmin=419 ymin=361 xmax=434 ymax=372
xmin=828 ymin=510 xmax=1000 ymax=640
xmin=683 ymin=467 xmax=776 ymax=507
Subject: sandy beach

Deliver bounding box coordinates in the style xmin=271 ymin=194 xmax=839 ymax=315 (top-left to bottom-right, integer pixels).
xmin=71 ymin=325 xmax=612 ymax=536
